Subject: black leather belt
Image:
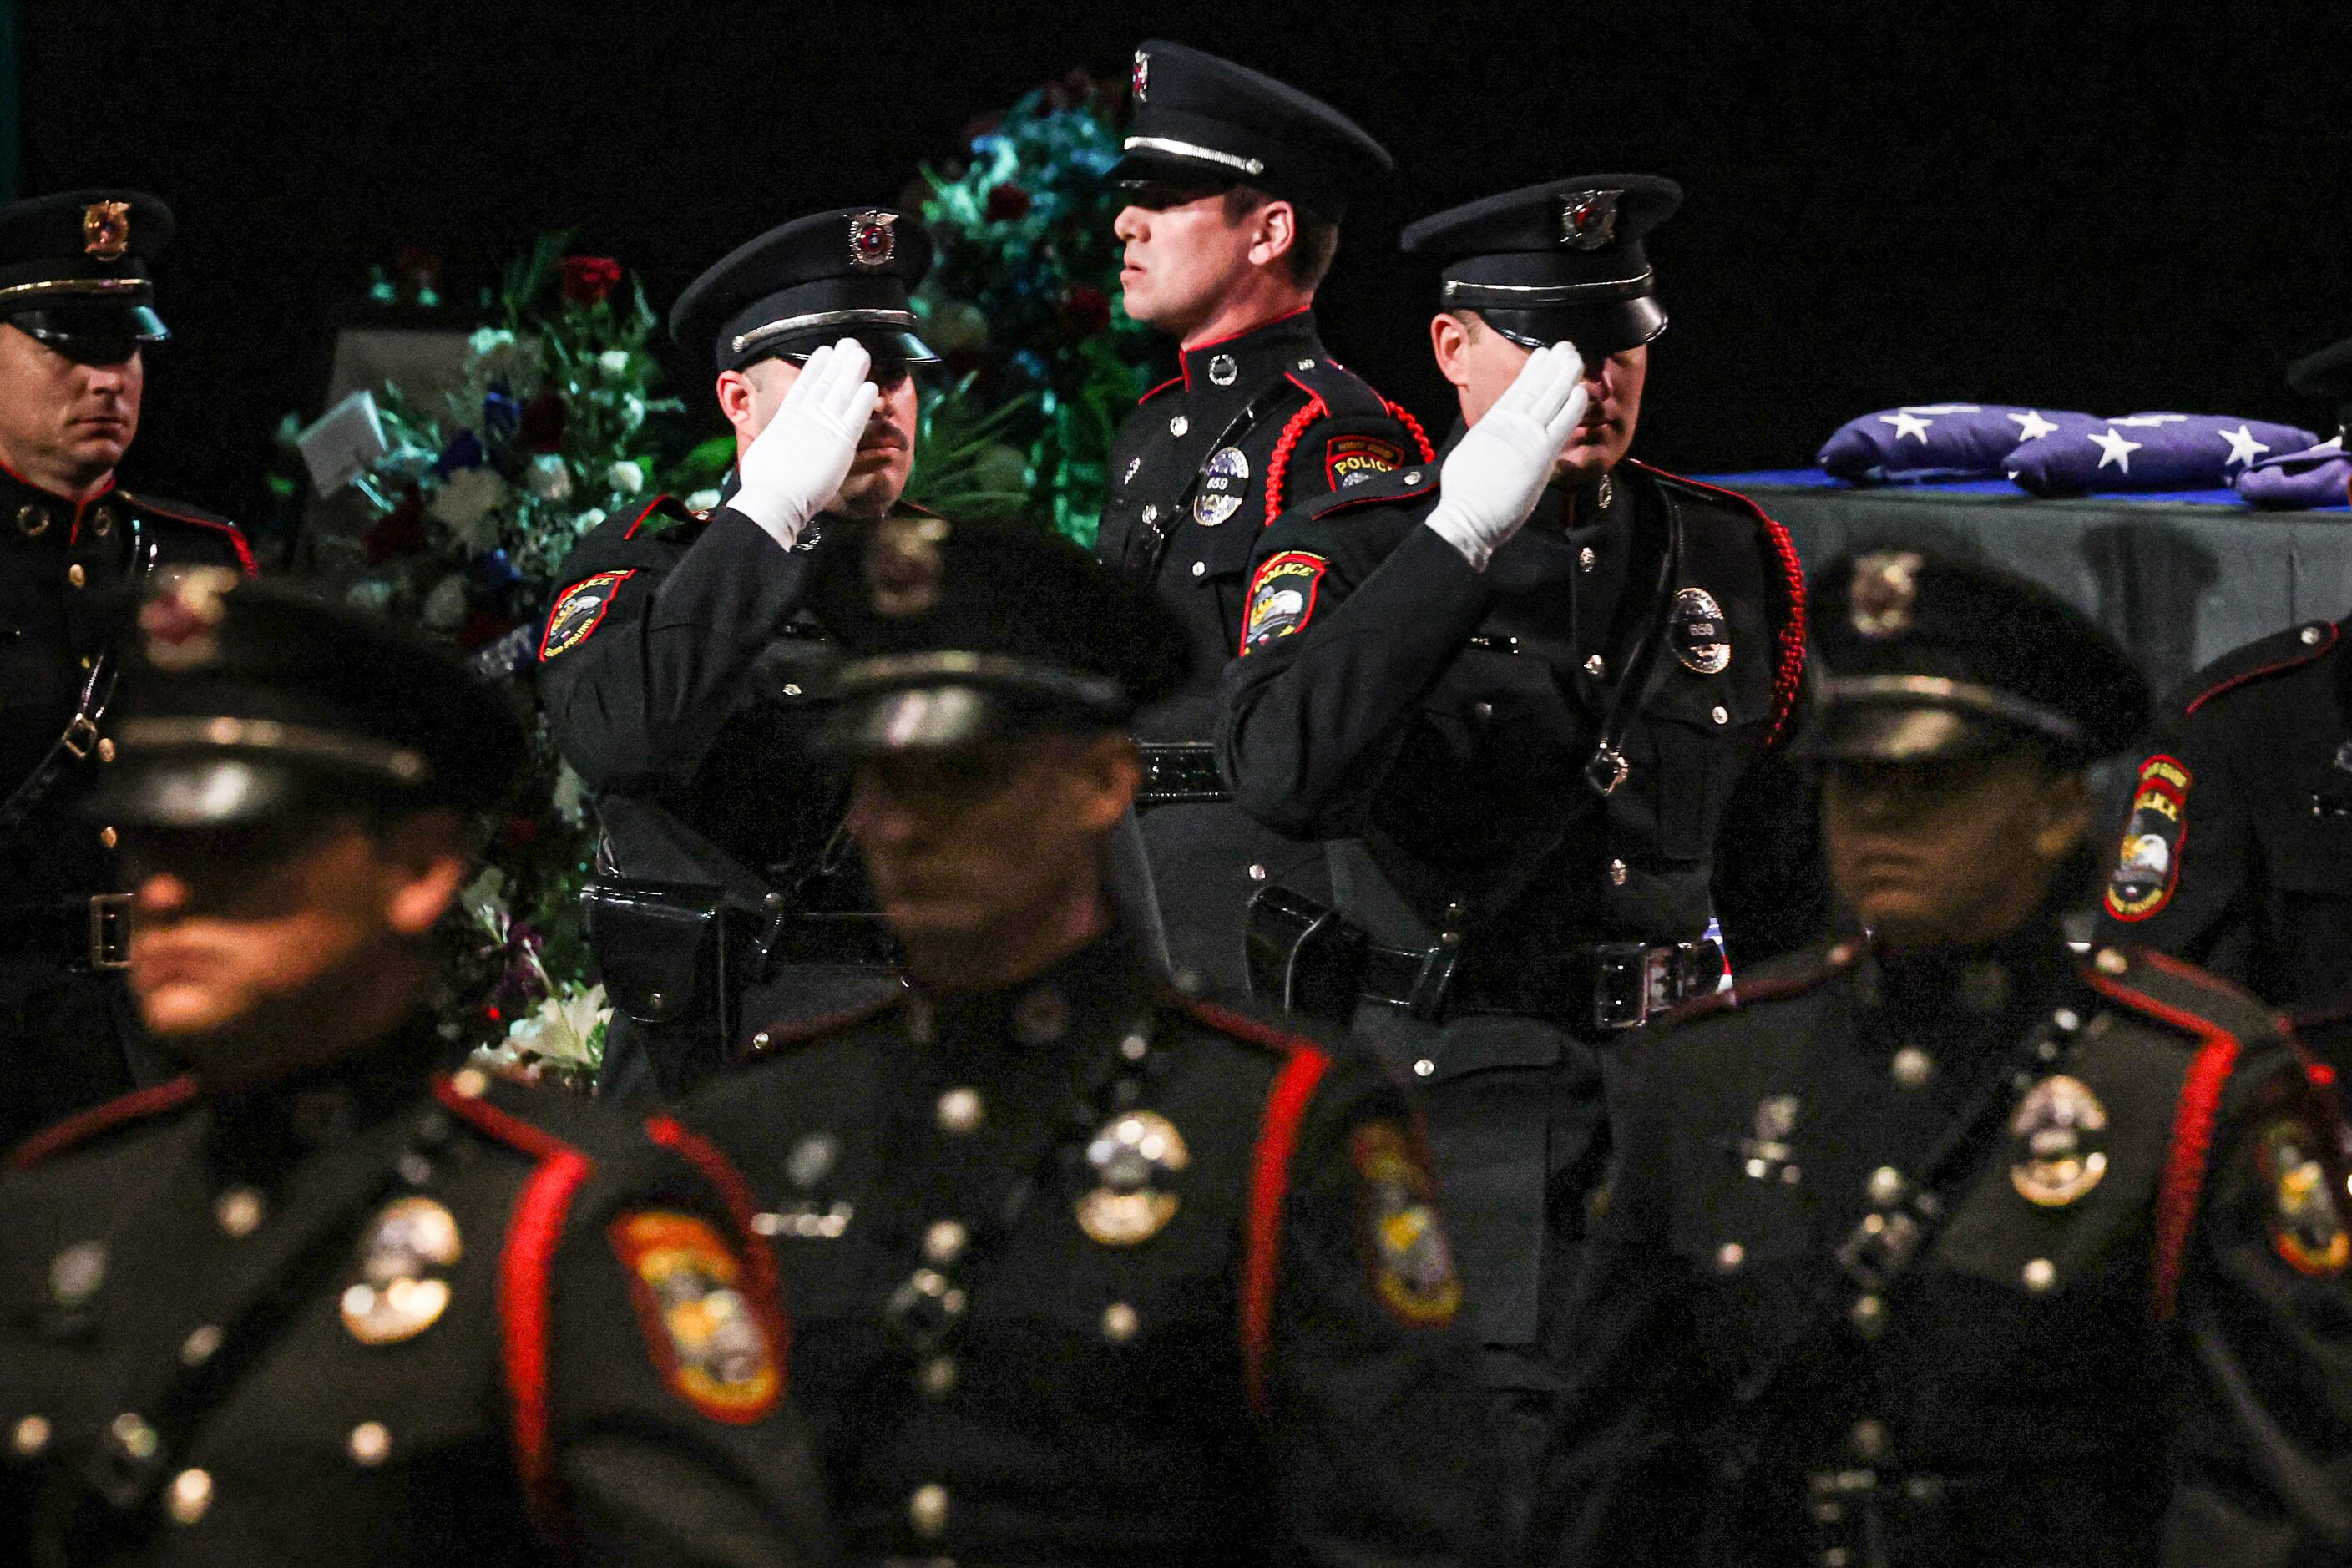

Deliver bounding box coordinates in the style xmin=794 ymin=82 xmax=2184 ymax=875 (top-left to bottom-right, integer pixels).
xmin=1135 ymin=742 xmax=1230 ymax=806
xmin=0 ymin=894 xmax=133 ymax=971
xmin=1359 ymin=934 xmax=1725 ymax=1033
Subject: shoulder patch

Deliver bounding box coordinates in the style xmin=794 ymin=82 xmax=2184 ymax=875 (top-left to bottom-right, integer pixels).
xmin=1325 ymin=433 xmax=1404 ymax=491
xmin=1350 ymin=1120 xmax=1463 ymax=1327
xmin=2105 ymin=754 xmax=2192 ymax=922
xmin=2255 ymin=1116 xmax=2349 ymax=1277
xmin=539 ymin=569 xmax=635 ymax=660
xmin=2180 ymin=621 xmax=2339 ymax=717
xmin=1241 ymin=549 xmax=1328 ymax=654
xmin=609 ymin=1211 xmax=782 ymax=1423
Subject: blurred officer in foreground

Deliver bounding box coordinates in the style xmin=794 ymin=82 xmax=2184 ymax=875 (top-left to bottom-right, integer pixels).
xmin=539 ymin=207 xmax=938 ymax=1102
xmin=1220 ymin=176 xmax=1821 ymax=1522
xmin=2094 ymin=332 xmax=2352 ymax=1069
xmin=0 ymin=572 xmax=833 ymax=1566
xmin=1099 ymin=41 xmax=1431 ymax=995
xmin=1541 ymin=550 xmax=2352 ymax=1566
xmin=0 ymin=190 xmax=252 ymax=1153
xmin=684 ymin=516 xmax=1502 ymax=1566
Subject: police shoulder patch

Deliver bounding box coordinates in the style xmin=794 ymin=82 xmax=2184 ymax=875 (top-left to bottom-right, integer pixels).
xmin=2104 ymin=754 xmax=2191 ymax=921
xmin=1325 ymin=434 xmax=1404 ymax=492
xmin=609 ymin=1210 xmax=781 ymax=1423
xmin=539 ymin=569 xmax=635 ymax=660
xmin=2255 ymin=1117 xmax=2349 ymax=1277
xmin=1350 ymin=1120 xmax=1462 ymax=1327
xmin=1241 ymin=550 xmax=1328 ymax=654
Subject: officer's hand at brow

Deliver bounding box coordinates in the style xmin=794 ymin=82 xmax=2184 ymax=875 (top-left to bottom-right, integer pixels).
xmin=1423 ymin=341 xmax=1589 ymax=570
xmin=731 ymin=336 xmax=883 ymax=548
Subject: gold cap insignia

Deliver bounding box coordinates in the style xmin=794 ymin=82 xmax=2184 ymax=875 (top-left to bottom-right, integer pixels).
xmin=2009 ymin=1074 xmax=2109 ymax=1207
xmin=139 ymin=565 xmax=242 ymax=672
xmin=1850 ymin=550 xmax=1924 ymax=639
xmin=848 ymin=209 xmax=898 ymax=270
xmin=83 ymin=200 xmax=131 ymax=261
xmin=866 ymin=513 xmax=949 ymax=618
xmin=1075 ymin=1110 xmax=1189 ymax=1247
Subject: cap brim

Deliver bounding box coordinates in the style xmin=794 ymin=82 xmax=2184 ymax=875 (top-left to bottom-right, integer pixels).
xmin=1480 ymin=296 xmax=1667 ymax=359
xmin=738 ymin=328 xmax=938 ymax=372
xmin=825 ymin=685 xmax=1014 ymax=756
xmin=1795 ymin=702 xmax=2030 ymax=764
xmin=83 ymin=755 xmax=306 ymax=827
xmin=9 ymin=302 xmax=169 ymax=347
xmin=1110 ymin=148 xmax=1243 ymax=193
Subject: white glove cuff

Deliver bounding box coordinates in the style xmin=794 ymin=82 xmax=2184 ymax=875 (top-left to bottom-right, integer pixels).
xmin=729 ymin=488 xmax=811 ymax=551
xmin=1423 ymin=503 xmax=1496 ymax=572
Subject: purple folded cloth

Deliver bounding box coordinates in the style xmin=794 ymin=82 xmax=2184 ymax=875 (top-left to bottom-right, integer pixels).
xmin=2006 ymin=412 xmax=2319 ymax=496
xmin=2235 ymin=436 xmax=2350 ymax=510
xmin=1819 ymin=404 xmax=2092 ymax=483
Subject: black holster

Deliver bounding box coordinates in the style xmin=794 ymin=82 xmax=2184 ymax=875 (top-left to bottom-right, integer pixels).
xmin=580 ymin=878 xmax=734 ymax=1041
xmin=1244 ymin=883 xmax=1370 ymax=1024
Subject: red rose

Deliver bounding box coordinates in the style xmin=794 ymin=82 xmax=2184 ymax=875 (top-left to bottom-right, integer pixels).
xmin=1058 ymin=285 xmax=1111 ymax=338
xmin=362 ymin=493 xmax=427 ymax=564
xmin=497 ymin=813 xmax=541 ymax=852
xmin=457 ymin=609 xmax=518 ymax=652
xmin=559 ymin=255 xmax=623 ymax=306
xmin=518 ymin=390 xmax=567 ymax=453
xmin=984 ymin=183 xmax=1033 ymax=223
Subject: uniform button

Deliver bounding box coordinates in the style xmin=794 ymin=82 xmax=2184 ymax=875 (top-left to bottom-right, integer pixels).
xmin=936 ymin=1087 xmax=984 ymax=1135
xmin=348 ymin=1421 xmax=391 ymax=1466
xmin=781 ymin=683 xmax=802 ymax=697
xmin=1169 ymin=415 xmax=1189 ymax=438
xmin=1141 ymin=503 xmax=1160 ymax=527
xmin=918 ymin=1356 xmax=959 ymax=1399
xmin=66 ymin=564 xmax=85 ymax=589
xmin=10 ymin=1414 xmax=49 ymax=1456
xmin=1413 ymin=1058 xmax=1435 ymax=1077
xmin=1120 ymin=1031 xmax=1150 ymax=1062
xmin=1865 ymin=1166 xmax=1905 ymax=1208
xmin=99 ymin=826 xmax=117 ymax=849
xmin=1472 ymin=700 xmax=1495 ymax=721
xmin=1715 ymin=1242 xmax=1746 ymax=1273
xmin=111 ymin=1413 xmax=159 ymax=1459
xmin=1607 ymin=858 xmax=1628 ymax=887
xmin=1296 ymin=357 xmax=1316 ymax=370
xmin=90 ymin=504 xmax=113 ymax=537
xmin=1849 ymin=1418 xmax=1890 ymax=1461
xmin=167 ymin=1467 xmax=213 ymax=1525
xmin=180 ymin=1324 xmax=223 ymax=1367
xmin=215 ymin=1187 xmax=266 ymax=1238
xmin=15 ymin=503 xmax=47 ymax=538
xmin=923 ymin=1220 xmax=969 ymax=1266
xmin=1711 ymin=706 xmax=1730 ymax=726
xmin=448 ymin=1067 xmax=489 ymax=1099
xmin=95 ymin=737 xmax=114 ymax=762
xmin=1889 ymin=1047 xmax=1934 ymax=1090
xmin=1247 ymin=863 xmax=1267 ymax=881
xmin=1578 ymin=546 xmax=1596 ymax=573
xmin=909 ymin=1482 xmax=950 ymax=1539
xmin=2053 ymin=1008 xmax=2081 ymax=1033
xmin=1190 ymin=560 xmax=1206 ymax=578
xmin=2093 ymin=948 xmax=2127 ymax=975
xmin=1403 ymin=470 xmax=1422 ymax=485
xmin=751 ymin=1032 xmax=771 ymax=1051
xmin=2021 ymin=1257 xmax=2056 ymax=1292
xmin=1100 ymin=1302 xmax=1140 ymax=1342
xmin=2303 ymin=625 xmax=2324 ymax=645
xmin=1585 ymin=654 xmax=1606 ymax=679
xmin=1849 ymin=1293 xmax=1886 ymax=1338
xmin=49 ymin=1241 xmax=105 ymax=1306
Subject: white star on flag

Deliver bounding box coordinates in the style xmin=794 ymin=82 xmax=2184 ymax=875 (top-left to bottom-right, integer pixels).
xmin=2007 ymin=410 xmax=2060 ymax=442
xmin=1879 ymin=412 xmax=1934 ymax=442
xmin=2088 ymin=427 xmax=2143 ymax=473
xmin=2217 ymin=425 xmax=2270 ymax=468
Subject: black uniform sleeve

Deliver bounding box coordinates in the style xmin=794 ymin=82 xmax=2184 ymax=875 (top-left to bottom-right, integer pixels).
xmin=2092 ymin=716 xmax=2258 ymax=981
xmin=1220 ymin=512 xmax=1494 ymax=838
xmin=1710 ymin=726 xmax=1834 ymax=969
xmin=1264 ymin=1050 xmax=1509 ymax=1567
xmin=2158 ymin=1080 xmax=2352 ymax=1564
xmin=538 ymin=510 xmax=818 ymax=791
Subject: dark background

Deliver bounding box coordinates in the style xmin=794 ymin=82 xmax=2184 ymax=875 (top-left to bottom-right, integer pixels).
xmin=22 ymin=0 xmax=2352 ymax=532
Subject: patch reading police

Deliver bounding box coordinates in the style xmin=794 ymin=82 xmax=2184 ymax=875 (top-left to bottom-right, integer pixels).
xmin=2104 ymin=756 xmax=2191 ymax=922
xmin=539 ymin=569 xmax=635 ymax=660
xmin=1076 ymin=1110 xmax=1189 ymax=1247
xmin=2256 ymin=1119 xmax=2349 ymax=1277
xmin=609 ymin=1211 xmax=782 ymax=1423
xmin=1669 ymin=586 xmax=1732 ymax=675
xmin=1350 ymin=1122 xmax=1463 ymax=1326
xmin=1325 ymin=434 xmax=1404 ymax=491
xmin=2008 ymin=1075 xmax=2109 ymax=1207
xmin=1193 ymin=446 xmax=1251 ymax=527
xmin=1241 ymin=551 xmax=1328 ymax=653
xmin=341 ymin=1196 xmax=463 ymax=1346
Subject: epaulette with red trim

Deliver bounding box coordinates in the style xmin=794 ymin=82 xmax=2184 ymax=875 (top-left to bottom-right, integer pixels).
xmin=1285 ymin=460 xmax=1439 ymax=525
xmin=2167 ymin=620 xmax=2340 ymax=720
xmin=1263 ymin=360 xmax=1437 ymax=527
xmin=1632 ymin=463 xmax=1808 ymax=747
xmin=5 ymin=1075 xmax=200 ymax=1171
xmin=738 ymin=991 xmax=908 ymax=1064
xmin=2080 ymin=944 xmax=2288 ymax=1051
xmin=1654 ymin=933 xmax=1865 ymax=1033
xmin=1171 ymin=991 xmax=1332 ymax=1060
xmin=119 ymin=489 xmax=255 ymax=574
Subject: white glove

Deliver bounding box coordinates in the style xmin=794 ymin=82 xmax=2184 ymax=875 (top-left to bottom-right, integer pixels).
xmin=1423 ymin=342 xmax=1590 ymax=569
xmin=731 ymin=337 xmax=883 ymax=547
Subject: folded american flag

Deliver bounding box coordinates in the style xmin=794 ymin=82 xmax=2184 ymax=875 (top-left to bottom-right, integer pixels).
xmin=2005 ymin=412 xmax=2319 ymax=496
xmin=2235 ymin=436 xmax=2351 ymax=510
xmin=1818 ymin=404 xmax=2092 ymax=483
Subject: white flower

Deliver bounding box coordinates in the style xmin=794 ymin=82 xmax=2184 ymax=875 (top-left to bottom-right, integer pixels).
xmin=551 ymin=761 xmax=589 ymax=827
xmin=607 ymin=459 xmax=645 ymax=496
xmin=421 ymin=574 xmax=470 ymax=630
xmin=685 ymin=488 xmax=721 ymax=513
xmin=525 ymin=453 xmax=574 ymax=502
xmin=927 ymin=301 xmax=989 ymax=354
xmin=428 ymin=465 xmax=506 ymax=539
xmin=620 ymin=394 xmax=645 ymax=433
xmin=599 ymin=348 xmax=631 ymax=375
xmin=573 ymin=507 xmax=608 ymax=534
xmin=345 ymin=578 xmax=395 ymax=613
xmin=507 ymin=983 xmax=611 ymax=1067
xmin=468 ymin=326 xmax=516 ymax=361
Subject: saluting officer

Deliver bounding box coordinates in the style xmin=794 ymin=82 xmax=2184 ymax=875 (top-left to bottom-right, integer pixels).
xmin=1541 ymin=550 xmax=2352 ymax=1566
xmin=1099 ymin=41 xmax=1431 ymax=996
xmin=0 ymin=190 xmax=252 ymax=1154
xmin=539 ymin=208 xmax=938 ymax=1101
xmin=682 ymin=516 xmax=1503 ymax=1566
xmin=2093 ymin=334 xmax=2352 ymax=1067
xmin=1219 ymin=176 xmax=1820 ymax=1515
xmin=0 ymin=573 xmax=832 ymax=1565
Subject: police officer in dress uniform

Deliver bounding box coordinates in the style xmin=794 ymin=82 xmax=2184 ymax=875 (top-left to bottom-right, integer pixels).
xmin=539 ymin=209 xmax=939 ymax=1102
xmin=0 ymin=190 xmax=253 ymax=1155
xmin=1539 ymin=549 xmax=2352 ymax=1567
xmin=681 ymin=517 xmax=1504 ymax=1566
xmin=2093 ymin=334 xmax=2352 ymax=1070
xmin=1097 ymin=41 xmax=1432 ymax=996
xmin=1218 ymin=176 xmax=1822 ymax=1525
xmin=0 ymin=572 xmax=833 ymax=1567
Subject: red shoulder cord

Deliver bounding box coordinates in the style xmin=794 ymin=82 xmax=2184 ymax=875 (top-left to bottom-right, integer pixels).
xmin=1760 ymin=512 xmax=1808 ymax=746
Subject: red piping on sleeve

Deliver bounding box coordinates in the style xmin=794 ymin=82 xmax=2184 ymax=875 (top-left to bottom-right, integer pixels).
xmin=1239 ymin=1039 xmax=1330 ymax=1415
xmin=7 ymin=1075 xmax=199 ymax=1169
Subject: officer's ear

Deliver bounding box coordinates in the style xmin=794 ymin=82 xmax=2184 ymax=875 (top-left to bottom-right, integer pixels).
xmin=375 ymin=807 xmax=473 ymax=938
xmin=2028 ymin=765 xmax=2096 ymax=862
xmin=1243 ymin=197 xmax=1299 ymax=274
xmin=716 ymin=358 xmax=792 ymax=444
xmin=1430 ymin=311 xmax=1477 ymax=388
xmin=1070 ymin=732 xmax=1144 ymax=832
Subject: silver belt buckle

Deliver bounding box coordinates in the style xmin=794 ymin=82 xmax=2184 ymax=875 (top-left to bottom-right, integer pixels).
xmin=89 ymin=893 xmax=132 ymax=969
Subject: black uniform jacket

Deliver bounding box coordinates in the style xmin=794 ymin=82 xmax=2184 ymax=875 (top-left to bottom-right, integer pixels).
xmin=0 ymin=1029 xmax=834 ymax=1567
xmin=1541 ymin=922 xmax=2352 ymax=1568
xmin=682 ymin=933 xmax=1505 ymax=1568
xmin=1096 ymin=307 xmax=1433 ymax=995
xmin=0 ymin=471 xmax=250 ymax=1150
xmin=2094 ymin=618 xmax=2352 ymax=1060
xmin=1220 ymin=455 xmax=1818 ymax=981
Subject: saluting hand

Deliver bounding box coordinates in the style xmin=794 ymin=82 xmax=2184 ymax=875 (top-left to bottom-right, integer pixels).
xmin=732 ymin=336 xmax=884 ymax=547
xmin=1423 ymin=342 xmax=1589 ymax=570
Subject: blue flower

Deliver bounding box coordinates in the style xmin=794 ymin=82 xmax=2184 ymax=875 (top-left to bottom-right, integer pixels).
xmin=482 ymin=387 xmax=521 ymax=447
xmin=432 ymin=429 xmax=486 ymax=478
xmin=475 ymin=548 xmax=523 ymax=594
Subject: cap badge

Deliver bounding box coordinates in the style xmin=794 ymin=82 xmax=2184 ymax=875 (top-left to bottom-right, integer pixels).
xmin=1670 ymin=586 xmax=1732 ymax=675
xmin=1559 ymin=189 xmax=1622 ymax=251
xmin=2008 ymin=1075 xmax=2109 ymax=1208
xmin=139 ymin=565 xmax=241 ymax=672
xmin=1076 ymin=1110 xmax=1189 ymax=1247
xmin=1132 ymin=49 xmax=1150 ymax=103
xmin=1849 ymin=550 xmax=1923 ymax=639
xmin=866 ymin=513 xmax=950 ymax=617
xmin=82 ymin=200 xmax=131 ymax=261
xmin=341 ymin=1196 xmax=463 ymax=1345
xmin=847 ymin=210 xmax=898 ymax=270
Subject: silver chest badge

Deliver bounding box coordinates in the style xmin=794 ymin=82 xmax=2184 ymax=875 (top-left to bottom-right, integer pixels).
xmin=1076 ymin=1110 xmax=1190 ymax=1246
xmin=1670 ymin=586 xmax=1732 ymax=675
xmin=1192 ymin=447 xmax=1251 ymax=527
